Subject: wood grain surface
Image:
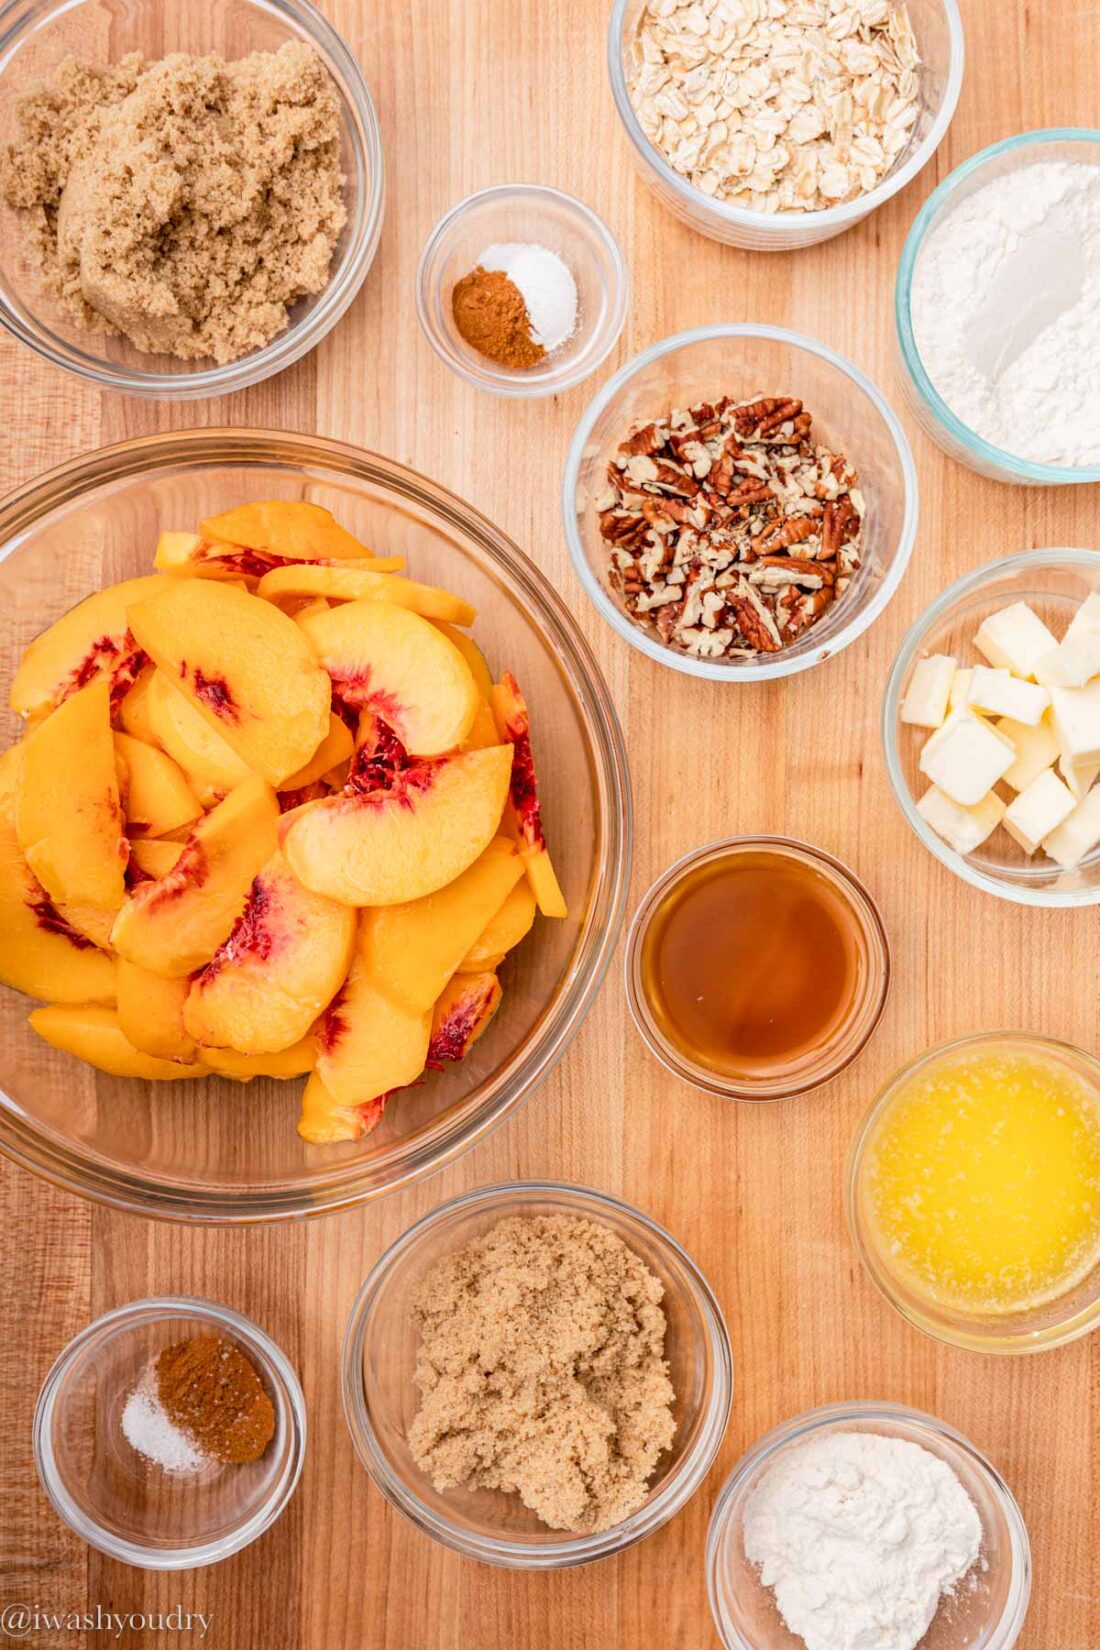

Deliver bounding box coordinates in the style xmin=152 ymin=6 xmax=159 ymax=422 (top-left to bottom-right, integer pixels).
xmin=1 ymin=2 xmax=1098 ymax=1647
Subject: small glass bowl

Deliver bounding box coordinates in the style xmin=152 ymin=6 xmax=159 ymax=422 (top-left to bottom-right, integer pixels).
xmin=415 ymin=185 xmax=629 ymax=398
xmin=341 ymin=1180 xmax=732 ymax=1568
xmin=33 ymin=1298 xmax=306 ymax=1569
xmin=625 ymin=838 xmax=891 ymax=1102
xmin=563 ymin=324 xmax=918 ymax=681
xmin=707 ymin=1402 xmax=1031 ymax=1650
xmin=608 ymin=0 xmax=964 ymax=250
xmin=896 ymin=130 xmax=1100 ymax=483
xmin=0 ymin=0 xmax=384 ymax=399
xmin=882 ymin=548 xmax=1100 ymax=907
xmin=848 ymin=1032 xmax=1100 ymax=1355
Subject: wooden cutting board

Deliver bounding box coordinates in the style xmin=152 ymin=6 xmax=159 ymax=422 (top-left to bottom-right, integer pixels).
xmin=1 ymin=2 xmax=1097 ymax=1646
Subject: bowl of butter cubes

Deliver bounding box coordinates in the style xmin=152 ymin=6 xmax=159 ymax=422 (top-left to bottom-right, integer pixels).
xmin=883 ymin=549 xmax=1100 ymax=906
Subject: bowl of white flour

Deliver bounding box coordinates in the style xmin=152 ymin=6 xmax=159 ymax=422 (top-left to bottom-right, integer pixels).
xmin=706 ymin=1401 xmax=1031 ymax=1650
xmin=897 ymin=130 xmax=1100 ymax=483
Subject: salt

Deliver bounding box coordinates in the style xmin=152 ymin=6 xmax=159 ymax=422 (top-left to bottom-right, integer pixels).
xmin=121 ymin=1369 xmax=208 ymax=1475
xmin=478 ymin=242 xmax=577 ymax=353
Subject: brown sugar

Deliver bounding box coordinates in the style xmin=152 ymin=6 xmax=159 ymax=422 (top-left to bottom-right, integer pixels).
xmin=0 ymin=42 xmax=346 ymax=364
xmin=156 ymin=1335 xmax=275 ymax=1466
xmin=451 ymin=266 xmax=546 ymax=369
xmin=407 ymin=1213 xmax=677 ymax=1534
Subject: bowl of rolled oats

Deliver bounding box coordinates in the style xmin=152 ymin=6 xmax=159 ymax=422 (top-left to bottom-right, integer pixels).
xmin=609 ymin=0 xmax=963 ymax=250
xmin=563 ymin=324 xmax=917 ymax=679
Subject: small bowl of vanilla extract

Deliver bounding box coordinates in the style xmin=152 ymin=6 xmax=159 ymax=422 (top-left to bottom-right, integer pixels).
xmin=626 ymin=838 xmax=891 ymax=1102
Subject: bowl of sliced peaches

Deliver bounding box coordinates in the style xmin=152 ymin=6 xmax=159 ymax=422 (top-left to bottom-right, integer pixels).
xmin=0 ymin=430 xmax=629 ymax=1220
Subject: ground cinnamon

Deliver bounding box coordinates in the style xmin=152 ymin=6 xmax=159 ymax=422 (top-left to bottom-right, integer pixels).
xmin=451 ymin=266 xmax=545 ymax=369
xmin=155 ymin=1335 xmax=275 ymax=1466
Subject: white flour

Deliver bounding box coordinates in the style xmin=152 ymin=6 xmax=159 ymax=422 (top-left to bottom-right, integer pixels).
xmin=742 ymin=1430 xmax=982 ymax=1650
xmin=911 ymin=160 xmax=1100 ymax=467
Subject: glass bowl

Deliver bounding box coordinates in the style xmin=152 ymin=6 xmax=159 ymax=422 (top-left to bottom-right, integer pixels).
xmin=624 ymin=838 xmax=891 ymax=1101
xmin=0 ymin=430 xmax=631 ymax=1221
xmin=608 ymin=0 xmax=964 ymax=250
xmin=563 ymin=324 xmax=918 ymax=681
xmin=707 ymin=1402 xmax=1030 ymax=1650
xmin=0 ymin=0 xmax=384 ymax=399
xmin=33 ymin=1298 xmax=305 ymax=1570
xmin=896 ymin=130 xmax=1100 ymax=483
xmin=341 ymin=1180 xmax=733 ymax=1568
xmin=415 ymin=185 xmax=629 ymax=399
xmin=848 ymin=1032 xmax=1100 ymax=1355
xmin=882 ymin=548 xmax=1100 ymax=906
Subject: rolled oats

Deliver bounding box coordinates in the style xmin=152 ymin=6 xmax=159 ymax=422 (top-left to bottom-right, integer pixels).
xmin=596 ymin=395 xmax=864 ymax=661
xmin=627 ymin=0 xmax=921 ymax=214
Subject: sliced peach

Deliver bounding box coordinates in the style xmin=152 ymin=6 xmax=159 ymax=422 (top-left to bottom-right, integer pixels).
xmin=116 ymin=959 xmax=195 ymax=1060
xmin=145 ymin=668 xmax=253 ymax=799
xmin=491 ymin=672 xmax=568 ymax=919
xmin=278 ymin=714 xmax=354 ymax=792
xmin=55 ymin=901 xmax=117 ymax=949
xmin=360 ymin=836 xmax=522 ymax=1015
xmin=10 ymin=576 xmax=162 ymax=721
xmin=461 ymin=879 xmax=537 ymax=970
xmin=202 ymin=1036 xmax=316 ymax=1081
xmin=427 ymin=972 xmax=502 ymax=1065
xmin=258 ymin=563 xmax=474 ymax=625
xmin=300 ymin=601 xmax=478 ymax=757
xmin=200 ymin=501 xmax=371 ymax=561
xmin=298 ymin=1070 xmax=385 ymax=1144
xmin=116 ymin=664 xmax=158 ymax=743
xmin=16 ymin=676 xmax=125 ymax=912
xmin=282 ymin=744 xmax=512 ymax=907
xmin=29 ymin=1004 xmax=203 ymax=1080
xmin=128 ymin=838 xmax=184 ymax=879
xmin=110 ymin=774 xmax=279 ymax=977
xmin=153 ymin=531 xmax=250 ymax=578
xmin=315 ymin=950 xmax=429 ymax=1109
xmin=184 ymin=852 xmax=355 ymax=1054
xmin=114 ymin=731 xmax=201 ymax=838
xmin=435 ymin=623 xmax=494 ymax=694
xmin=127 ymin=580 xmax=331 ymax=788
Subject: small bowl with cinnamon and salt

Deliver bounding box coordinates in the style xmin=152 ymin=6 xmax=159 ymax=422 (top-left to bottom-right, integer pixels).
xmin=416 ymin=184 xmax=629 ymax=398
xmin=33 ymin=1297 xmax=305 ymax=1569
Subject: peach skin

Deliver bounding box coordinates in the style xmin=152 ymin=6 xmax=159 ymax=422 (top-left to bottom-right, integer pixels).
xmin=298 ymin=1069 xmax=386 ymax=1145
xmin=428 ymin=971 xmax=502 ymax=1065
xmin=491 ymin=672 xmax=568 ymax=919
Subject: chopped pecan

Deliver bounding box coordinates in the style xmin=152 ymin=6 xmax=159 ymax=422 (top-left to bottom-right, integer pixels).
xmin=729 ymin=593 xmax=782 ymax=653
xmin=756 ymin=515 xmax=818 ymax=555
xmin=619 ymin=422 xmax=664 ymax=457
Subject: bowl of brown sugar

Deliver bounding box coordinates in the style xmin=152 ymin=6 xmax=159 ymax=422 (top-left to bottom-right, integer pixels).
xmin=34 ymin=1298 xmax=305 ymax=1569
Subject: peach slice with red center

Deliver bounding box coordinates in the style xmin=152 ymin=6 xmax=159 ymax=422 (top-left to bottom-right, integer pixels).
xmin=16 ymin=675 xmax=126 ymax=913
xmin=29 ymin=1004 xmax=203 ymax=1080
xmin=298 ymin=1070 xmax=387 ymax=1145
xmin=257 ymin=564 xmax=475 ymax=626
xmin=183 ymin=852 xmax=355 ymax=1055
xmin=202 ymin=1035 xmax=316 ymax=1081
xmin=278 ymin=714 xmax=354 ymax=792
xmin=145 ymin=668 xmax=253 ymax=800
xmin=491 ymin=672 xmax=568 ymax=920
xmin=200 ymin=501 xmax=372 ymax=562
xmin=427 ymin=971 xmax=502 ymax=1065
xmin=313 ymin=945 xmax=430 ymax=1114
xmin=10 ymin=575 xmax=162 ymax=721
xmin=299 ymin=601 xmax=479 ymax=758
xmin=281 ymin=743 xmax=512 ymax=907
xmin=460 ymin=879 xmax=537 ymax=972
xmin=114 ymin=732 xmax=202 ymax=838
xmin=116 ymin=959 xmax=196 ymax=1061
xmin=110 ymin=774 xmax=280 ymax=977
xmin=127 ymin=580 xmax=331 ymax=788
xmin=359 ymin=836 xmax=522 ymax=1015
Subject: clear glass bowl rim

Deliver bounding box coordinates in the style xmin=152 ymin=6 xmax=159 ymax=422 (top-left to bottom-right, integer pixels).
xmin=0 ymin=0 xmax=385 ymax=400
xmin=33 ymin=1295 xmax=307 ymax=1571
xmin=881 ymin=546 xmax=1100 ymax=907
xmin=624 ymin=835 xmax=892 ymax=1101
xmin=0 ymin=427 xmax=632 ymax=1222
xmin=607 ymin=0 xmax=965 ymax=232
xmin=846 ymin=1029 xmax=1100 ymax=1354
xmin=414 ymin=183 xmax=630 ymax=400
xmin=339 ymin=1178 xmax=734 ymax=1569
xmin=706 ymin=1399 xmax=1032 ymax=1650
xmin=895 ymin=127 xmax=1100 ymax=483
xmin=561 ymin=322 xmax=920 ymax=682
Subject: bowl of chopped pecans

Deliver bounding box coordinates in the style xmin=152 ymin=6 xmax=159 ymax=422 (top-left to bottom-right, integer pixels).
xmin=563 ymin=325 xmax=918 ymax=680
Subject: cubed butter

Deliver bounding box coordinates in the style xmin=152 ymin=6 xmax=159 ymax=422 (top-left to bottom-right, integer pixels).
xmin=1003 ymin=767 xmax=1076 ymax=855
xmin=997 ymin=715 xmax=1059 ymax=792
xmin=974 ymin=601 xmax=1058 ymax=679
xmin=1049 ymin=680 xmax=1100 ymax=766
xmin=1034 ymin=632 xmax=1100 ymax=689
xmin=900 ymin=654 xmax=957 ymax=728
xmin=1063 ymin=591 xmax=1100 ymax=647
xmin=966 ymin=665 xmax=1049 ymax=726
xmin=917 ymin=785 xmax=1006 ymax=855
xmin=1058 ymin=753 xmax=1100 ymax=801
xmin=919 ymin=709 xmax=1016 ymax=806
xmin=1043 ymin=785 xmax=1100 ymax=870
xmin=947 ymin=667 xmax=973 ymax=712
